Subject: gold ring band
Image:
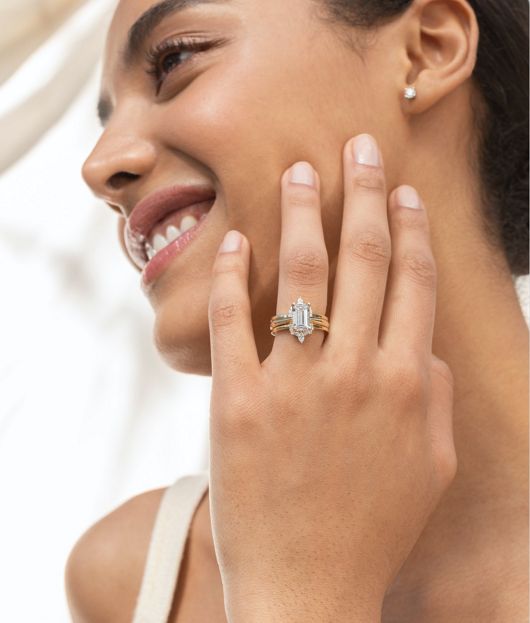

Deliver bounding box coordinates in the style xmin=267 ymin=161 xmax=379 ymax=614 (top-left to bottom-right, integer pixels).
xmin=271 ymin=323 xmax=329 ymax=336
xmin=270 ymin=320 xmax=329 ymax=331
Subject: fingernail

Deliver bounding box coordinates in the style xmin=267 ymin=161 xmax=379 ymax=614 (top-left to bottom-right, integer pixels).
xmin=352 ymin=134 xmax=380 ymax=167
xmin=396 ymin=185 xmax=422 ymax=209
xmin=219 ymin=230 xmax=242 ymax=253
xmin=289 ymin=162 xmax=315 ymax=186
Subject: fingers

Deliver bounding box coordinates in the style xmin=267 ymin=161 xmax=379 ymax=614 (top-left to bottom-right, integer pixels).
xmin=272 ymin=162 xmax=329 ymax=359
xmin=325 ymin=134 xmax=390 ymax=356
xmin=208 ymin=231 xmax=261 ymax=387
xmin=378 ymin=186 xmax=437 ymax=356
xmin=427 ymin=356 xmax=457 ymax=487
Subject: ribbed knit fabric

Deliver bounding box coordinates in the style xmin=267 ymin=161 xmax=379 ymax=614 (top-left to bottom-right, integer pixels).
xmin=132 ymin=472 xmax=210 ymax=623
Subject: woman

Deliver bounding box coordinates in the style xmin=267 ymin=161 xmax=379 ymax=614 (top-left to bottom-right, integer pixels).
xmin=65 ymin=0 xmax=528 ymax=621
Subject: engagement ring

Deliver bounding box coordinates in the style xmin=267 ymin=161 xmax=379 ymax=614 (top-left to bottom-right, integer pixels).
xmin=270 ymin=297 xmax=329 ymax=343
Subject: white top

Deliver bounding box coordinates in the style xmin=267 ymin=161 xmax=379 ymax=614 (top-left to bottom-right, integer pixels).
xmin=132 ymin=472 xmax=210 ymax=623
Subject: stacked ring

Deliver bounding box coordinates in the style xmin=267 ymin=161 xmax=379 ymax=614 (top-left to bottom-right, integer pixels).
xmin=270 ymin=297 xmax=330 ymax=343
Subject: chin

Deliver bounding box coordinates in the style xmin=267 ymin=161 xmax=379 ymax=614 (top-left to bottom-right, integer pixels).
xmin=153 ymin=304 xmax=213 ymax=376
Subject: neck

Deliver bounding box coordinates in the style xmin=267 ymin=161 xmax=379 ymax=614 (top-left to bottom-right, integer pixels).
xmin=432 ymin=243 xmax=528 ymax=517
xmin=386 ymin=140 xmax=529 ymax=611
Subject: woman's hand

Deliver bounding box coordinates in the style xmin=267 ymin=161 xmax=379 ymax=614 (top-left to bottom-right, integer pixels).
xmin=207 ymin=133 xmax=456 ymax=622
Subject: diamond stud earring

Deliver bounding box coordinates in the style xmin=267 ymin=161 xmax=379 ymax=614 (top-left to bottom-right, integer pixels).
xmin=404 ymin=85 xmax=417 ymax=100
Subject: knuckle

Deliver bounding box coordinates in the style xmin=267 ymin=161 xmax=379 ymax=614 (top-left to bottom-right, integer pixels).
xmin=335 ymin=358 xmax=374 ymax=405
xmin=216 ymin=410 xmax=256 ymax=443
xmin=431 ymin=357 xmax=455 ymax=389
xmin=348 ymin=229 xmax=391 ymax=268
xmin=284 ymin=247 xmax=328 ymax=287
xmin=435 ymin=444 xmax=458 ymax=487
xmin=400 ymin=251 xmax=437 ymax=290
xmin=387 ymin=362 xmax=425 ymax=407
xmin=352 ymin=168 xmax=386 ymax=194
xmin=213 ymin=390 xmax=258 ymax=440
xmin=350 ymin=373 xmax=373 ymax=406
xmin=209 ymin=300 xmax=243 ymax=330
xmin=286 ymin=184 xmax=319 ymax=209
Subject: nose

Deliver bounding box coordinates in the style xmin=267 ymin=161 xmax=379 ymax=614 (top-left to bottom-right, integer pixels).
xmin=82 ymin=131 xmax=157 ymax=216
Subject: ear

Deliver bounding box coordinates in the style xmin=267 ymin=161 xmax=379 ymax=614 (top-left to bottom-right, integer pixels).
xmin=401 ymin=0 xmax=479 ymax=114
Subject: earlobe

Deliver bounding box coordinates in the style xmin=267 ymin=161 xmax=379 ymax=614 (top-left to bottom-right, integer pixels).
xmin=401 ymin=0 xmax=479 ymax=114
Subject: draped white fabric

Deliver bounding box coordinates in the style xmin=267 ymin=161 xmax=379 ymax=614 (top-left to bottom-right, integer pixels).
xmin=0 ymin=1 xmax=528 ymax=621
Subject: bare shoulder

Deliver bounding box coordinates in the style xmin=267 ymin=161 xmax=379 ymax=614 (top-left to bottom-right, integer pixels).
xmin=64 ymin=486 xmax=167 ymax=623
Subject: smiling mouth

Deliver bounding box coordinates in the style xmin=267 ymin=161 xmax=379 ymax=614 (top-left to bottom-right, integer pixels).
xmin=143 ymin=199 xmax=214 ymax=261
xmin=125 ymin=183 xmax=217 ymax=270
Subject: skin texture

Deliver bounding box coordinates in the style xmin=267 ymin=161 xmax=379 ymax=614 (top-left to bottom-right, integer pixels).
xmin=71 ymin=0 xmax=529 ymax=620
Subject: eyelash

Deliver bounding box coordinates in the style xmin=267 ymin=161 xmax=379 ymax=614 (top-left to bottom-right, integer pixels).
xmin=145 ymin=36 xmax=218 ymax=92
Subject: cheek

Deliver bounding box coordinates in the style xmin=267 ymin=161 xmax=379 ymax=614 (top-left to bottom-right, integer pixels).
xmin=158 ymin=39 xmax=339 ymax=187
xmin=158 ymin=73 xmax=275 ymax=184
xmin=157 ymin=74 xmax=285 ymax=266
xmin=151 ymin=42 xmax=361 ymax=306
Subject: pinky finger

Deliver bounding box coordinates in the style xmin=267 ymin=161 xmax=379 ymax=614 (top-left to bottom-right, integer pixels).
xmin=427 ymin=355 xmax=457 ymax=488
xmin=379 ymin=186 xmax=437 ymax=356
xmin=208 ymin=230 xmax=261 ymax=387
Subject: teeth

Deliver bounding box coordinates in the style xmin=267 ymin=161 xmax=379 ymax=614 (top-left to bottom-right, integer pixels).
xmin=144 ymin=212 xmax=205 ymax=262
xmin=180 ymin=215 xmax=198 ymax=233
xmin=153 ymin=233 xmax=168 ymax=252
xmin=166 ymin=225 xmax=181 ymax=242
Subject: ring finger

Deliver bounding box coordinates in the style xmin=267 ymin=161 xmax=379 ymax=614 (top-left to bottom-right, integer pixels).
xmin=271 ymin=161 xmax=329 ymax=361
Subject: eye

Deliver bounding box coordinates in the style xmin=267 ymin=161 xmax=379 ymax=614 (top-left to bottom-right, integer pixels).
xmin=145 ymin=36 xmax=221 ymax=93
xmin=161 ymin=49 xmax=192 ymax=73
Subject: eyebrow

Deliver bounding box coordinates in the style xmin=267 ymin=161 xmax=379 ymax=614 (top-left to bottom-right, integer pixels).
xmin=97 ymin=0 xmax=229 ymax=126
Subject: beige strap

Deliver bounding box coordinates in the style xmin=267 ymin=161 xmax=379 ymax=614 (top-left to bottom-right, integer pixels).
xmin=132 ymin=472 xmax=210 ymax=623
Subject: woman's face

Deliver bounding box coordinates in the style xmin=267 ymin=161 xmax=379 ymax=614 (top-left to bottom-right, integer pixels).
xmin=83 ymin=0 xmax=403 ymax=374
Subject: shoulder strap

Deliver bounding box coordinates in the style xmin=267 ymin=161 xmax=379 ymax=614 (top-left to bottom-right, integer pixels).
xmin=132 ymin=471 xmax=210 ymax=623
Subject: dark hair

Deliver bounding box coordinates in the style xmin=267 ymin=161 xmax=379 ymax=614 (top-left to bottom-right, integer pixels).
xmin=318 ymin=0 xmax=529 ymax=276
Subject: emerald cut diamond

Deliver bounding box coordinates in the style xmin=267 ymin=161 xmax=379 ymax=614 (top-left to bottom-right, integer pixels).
xmin=288 ymin=297 xmax=313 ymax=343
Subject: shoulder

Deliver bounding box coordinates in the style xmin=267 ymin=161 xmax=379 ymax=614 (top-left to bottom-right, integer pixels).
xmin=64 ymin=486 xmax=167 ymax=623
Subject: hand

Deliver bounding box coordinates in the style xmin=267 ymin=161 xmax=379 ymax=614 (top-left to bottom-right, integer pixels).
xmin=207 ymin=133 xmax=456 ymax=622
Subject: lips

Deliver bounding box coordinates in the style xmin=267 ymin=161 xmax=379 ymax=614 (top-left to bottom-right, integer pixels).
xmin=125 ymin=184 xmax=216 ymax=269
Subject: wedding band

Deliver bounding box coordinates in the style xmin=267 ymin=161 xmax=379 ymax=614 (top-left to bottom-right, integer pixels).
xmin=270 ymin=297 xmax=329 ymax=343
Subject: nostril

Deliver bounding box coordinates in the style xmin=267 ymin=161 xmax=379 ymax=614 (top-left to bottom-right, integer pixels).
xmin=107 ymin=171 xmax=139 ymax=190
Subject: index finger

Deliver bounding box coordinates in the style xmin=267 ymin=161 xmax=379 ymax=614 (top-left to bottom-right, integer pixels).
xmin=208 ymin=230 xmax=261 ymax=386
